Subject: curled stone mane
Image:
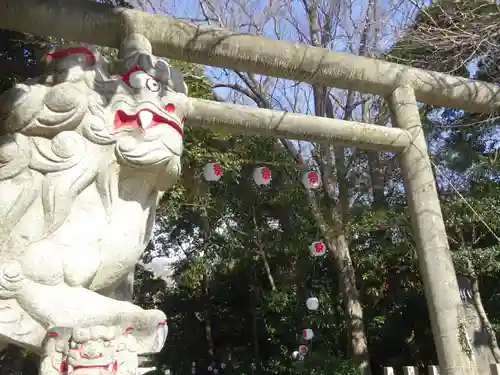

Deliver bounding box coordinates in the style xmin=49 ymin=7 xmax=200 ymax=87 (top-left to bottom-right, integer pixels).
xmin=0 ymin=35 xmax=180 ymax=371
xmin=0 ymin=38 xmax=188 ymax=246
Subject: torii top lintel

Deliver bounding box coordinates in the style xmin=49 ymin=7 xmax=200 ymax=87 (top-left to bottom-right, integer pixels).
xmin=1 ymin=0 xmax=499 ymax=115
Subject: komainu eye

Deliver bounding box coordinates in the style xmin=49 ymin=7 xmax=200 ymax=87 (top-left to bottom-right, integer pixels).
xmin=128 ymin=71 xmax=150 ymax=89
xmin=146 ymin=78 xmax=160 ymax=92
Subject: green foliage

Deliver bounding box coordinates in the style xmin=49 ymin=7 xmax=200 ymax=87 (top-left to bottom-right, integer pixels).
xmin=385 ymin=0 xmax=500 ymax=75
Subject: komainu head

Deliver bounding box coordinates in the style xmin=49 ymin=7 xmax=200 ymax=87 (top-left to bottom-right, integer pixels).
xmin=41 ymin=326 xmax=139 ymax=375
xmin=0 ymin=33 xmax=188 ymax=184
xmin=0 ymin=34 xmax=189 ymax=241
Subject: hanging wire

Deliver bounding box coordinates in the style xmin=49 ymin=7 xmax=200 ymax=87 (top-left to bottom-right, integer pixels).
xmin=308 ymin=259 xmax=320 ymax=356
xmin=199 ymin=156 xmax=313 ymax=169
xmin=429 ymin=159 xmax=500 ymax=243
xmin=433 ymin=114 xmax=500 ymax=129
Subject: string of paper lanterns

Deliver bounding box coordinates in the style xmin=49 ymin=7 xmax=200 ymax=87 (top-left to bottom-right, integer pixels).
xmin=202 ymin=162 xmax=321 ymax=189
xmin=292 ymin=257 xmax=323 ymax=361
xmin=202 ymin=161 xmax=326 ymax=362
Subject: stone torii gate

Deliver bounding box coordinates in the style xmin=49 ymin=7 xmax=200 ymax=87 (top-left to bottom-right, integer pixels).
xmin=1 ymin=1 xmax=500 ymax=375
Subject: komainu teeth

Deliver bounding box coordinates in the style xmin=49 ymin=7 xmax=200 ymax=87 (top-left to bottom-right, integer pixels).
xmin=138 ymin=111 xmax=153 ymax=129
xmin=68 ymin=365 xmax=74 ymax=374
xmin=107 ymin=363 xmax=113 ymax=372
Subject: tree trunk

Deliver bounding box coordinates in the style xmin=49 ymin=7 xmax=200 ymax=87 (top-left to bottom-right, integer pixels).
xmin=257 ymin=249 xmax=276 ymax=292
xmin=461 ymin=261 xmax=500 ymax=363
xmin=330 ymin=233 xmax=371 ymax=375
xmin=202 ymin=273 xmax=215 ymax=368
xmin=470 ymin=276 xmax=500 ymax=362
xmin=252 ymin=218 xmax=277 ymax=292
xmin=364 ymin=99 xmax=387 ymax=207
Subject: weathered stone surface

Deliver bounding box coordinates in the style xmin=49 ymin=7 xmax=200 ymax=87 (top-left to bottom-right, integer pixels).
xmin=40 ymin=326 xmax=140 ymax=375
xmin=0 ymin=33 xmax=188 ymax=374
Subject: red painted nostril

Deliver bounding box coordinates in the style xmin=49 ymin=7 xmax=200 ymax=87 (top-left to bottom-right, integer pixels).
xmin=164 ymin=103 xmax=176 ymax=112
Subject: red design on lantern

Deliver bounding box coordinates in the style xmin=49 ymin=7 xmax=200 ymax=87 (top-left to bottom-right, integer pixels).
xmin=253 ymin=167 xmax=272 ymax=185
xmin=307 ymin=171 xmax=319 ymax=185
xmin=310 ymin=241 xmax=326 ymax=257
xmin=213 ymin=163 xmax=223 ymax=176
xmin=203 ymin=162 xmax=223 ymax=181
xmin=302 ymin=328 xmax=314 ymax=340
xmin=314 ymin=242 xmax=325 ymax=253
xmin=261 ymin=167 xmax=271 ymax=180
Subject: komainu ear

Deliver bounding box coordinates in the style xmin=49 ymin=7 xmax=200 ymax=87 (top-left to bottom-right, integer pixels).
xmin=119 ymin=33 xmax=152 ymax=60
xmin=40 ymin=44 xmax=108 ymax=84
xmin=169 ymin=68 xmax=188 ymax=96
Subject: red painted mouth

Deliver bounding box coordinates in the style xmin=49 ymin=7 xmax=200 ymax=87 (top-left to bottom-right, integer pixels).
xmin=67 ymin=360 xmax=118 ymax=374
xmin=114 ymin=109 xmax=183 ymax=136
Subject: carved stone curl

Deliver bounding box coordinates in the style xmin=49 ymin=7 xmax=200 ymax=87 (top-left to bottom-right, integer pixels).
xmin=0 ymin=33 xmax=189 ymax=374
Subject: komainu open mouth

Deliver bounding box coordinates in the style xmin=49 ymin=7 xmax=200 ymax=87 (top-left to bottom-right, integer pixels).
xmin=114 ymin=109 xmax=183 ymax=136
xmin=62 ymin=360 xmax=118 ymax=374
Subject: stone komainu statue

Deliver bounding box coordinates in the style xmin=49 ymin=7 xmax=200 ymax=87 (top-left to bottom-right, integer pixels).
xmin=0 ymin=34 xmax=190 ymax=375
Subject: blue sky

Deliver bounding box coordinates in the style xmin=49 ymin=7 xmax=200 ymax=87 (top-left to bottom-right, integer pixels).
xmin=131 ymin=0 xmax=494 ymax=181
xmin=130 ymin=0 xmax=426 ymax=113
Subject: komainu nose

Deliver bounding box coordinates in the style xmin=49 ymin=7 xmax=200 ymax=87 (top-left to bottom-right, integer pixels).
xmin=81 ymin=345 xmax=102 ymax=359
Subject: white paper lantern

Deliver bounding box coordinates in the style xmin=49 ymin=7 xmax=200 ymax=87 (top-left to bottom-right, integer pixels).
xmin=213 ymin=369 xmax=219 ymax=375
xmin=301 ymin=169 xmax=321 ymax=189
xmin=208 ymin=366 xmax=213 ymax=372
xmin=220 ymin=363 xmax=226 ymax=369
xmin=309 ymin=241 xmax=326 ymax=257
xmin=306 ymin=297 xmax=319 ymax=311
xmin=291 ymin=351 xmax=300 ymax=360
xmin=191 ymin=369 xmax=196 ymax=374
xmin=302 ymin=328 xmax=314 ymax=340
xmin=203 ymin=162 xmax=223 ymax=181
xmin=191 ymin=362 xmax=196 ymax=367
xmin=253 ymin=167 xmax=272 ymax=185
xmin=298 ymin=345 xmax=308 ymax=355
